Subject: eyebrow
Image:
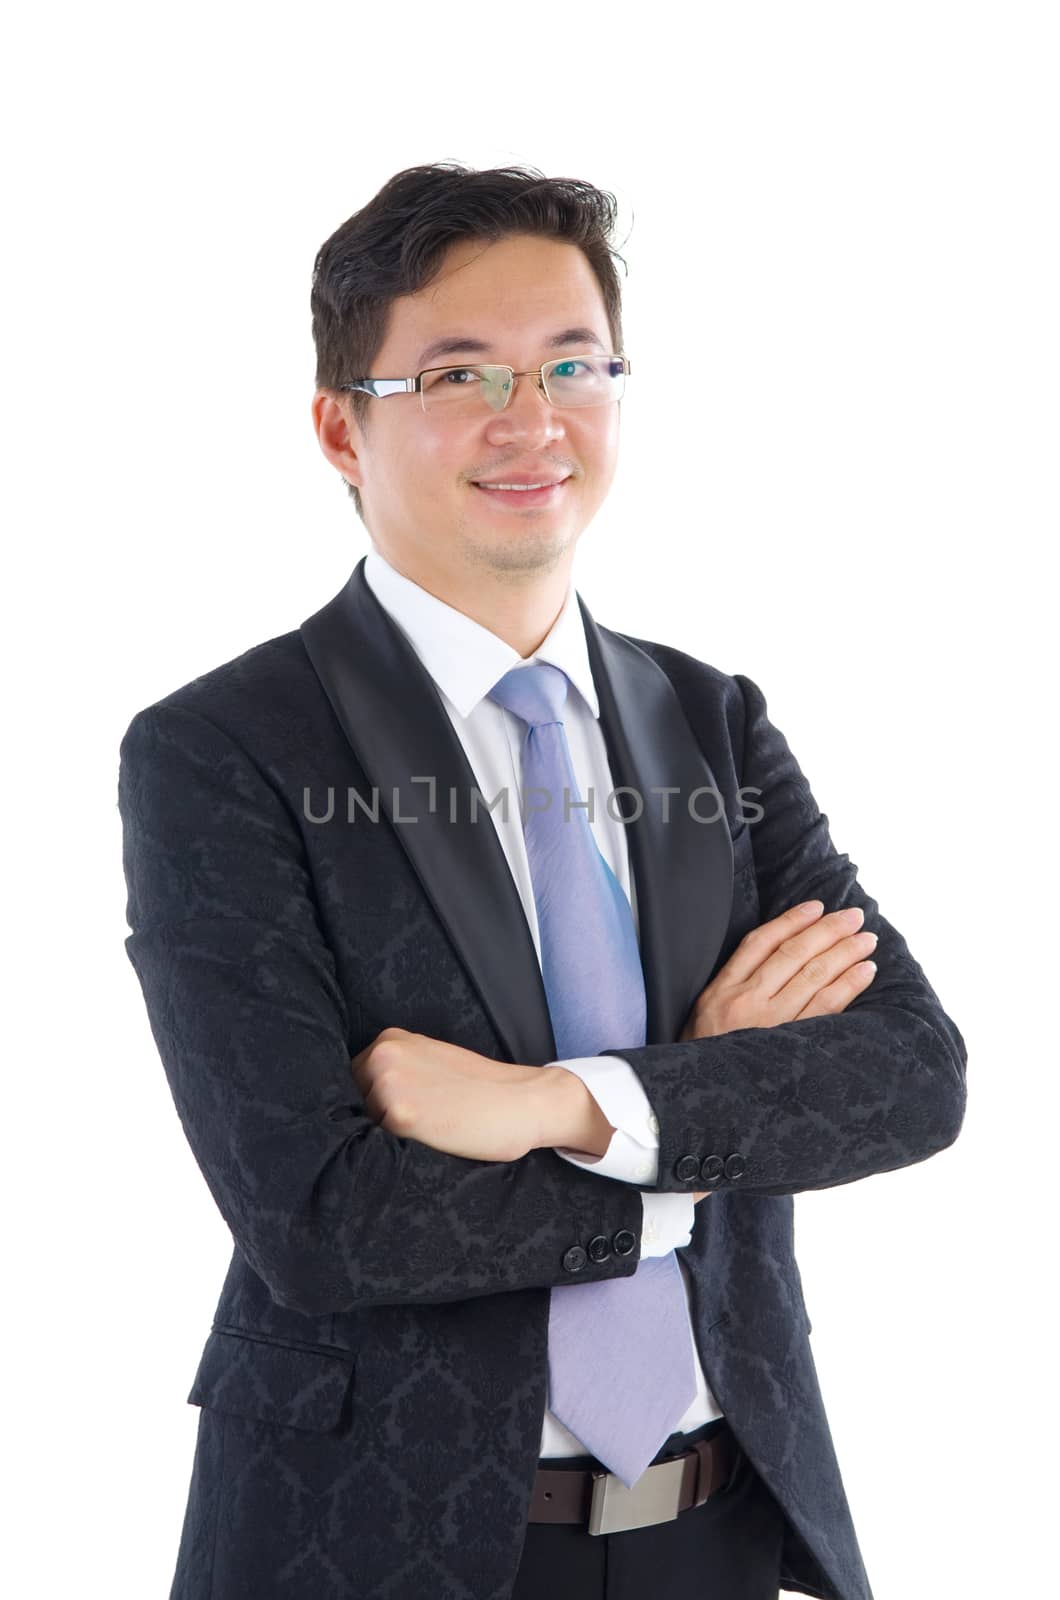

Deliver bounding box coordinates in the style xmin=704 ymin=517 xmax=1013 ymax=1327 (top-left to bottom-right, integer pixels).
xmin=415 ymin=326 xmax=608 ymax=369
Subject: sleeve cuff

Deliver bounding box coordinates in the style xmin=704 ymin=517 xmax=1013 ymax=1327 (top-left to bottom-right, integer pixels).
xmin=639 ymin=1189 xmax=696 ymax=1256
xmin=551 ymin=1056 xmax=660 ymax=1185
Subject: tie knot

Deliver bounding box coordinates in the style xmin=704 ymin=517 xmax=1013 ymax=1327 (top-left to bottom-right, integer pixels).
xmin=487 ymin=660 xmax=570 ymax=727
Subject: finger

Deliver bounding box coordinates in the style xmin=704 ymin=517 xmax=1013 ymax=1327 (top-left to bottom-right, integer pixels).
xmin=720 ymin=899 xmax=826 ymax=985
xmin=349 ymin=1039 xmax=385 ymax=1090
xmin=769 ymin=927 xmax=878 ymax=1013
xmin=366 ymin=1074 xmax=415 ymax=1133
xmin=793 ymin=959 xmax=878 ymax=1020
xmin=752 ymin=906 xmax=872 ymax=1000
xmin=360 ymin=1075 xmax=388 ymax=1123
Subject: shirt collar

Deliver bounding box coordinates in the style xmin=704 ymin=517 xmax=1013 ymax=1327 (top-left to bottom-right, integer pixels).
xmin=362 ymin=544 xmax=600 ymax=720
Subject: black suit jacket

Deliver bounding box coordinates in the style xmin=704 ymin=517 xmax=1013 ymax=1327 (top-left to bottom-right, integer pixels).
xmin=118 ymin=557 xmax=967 ymax=1600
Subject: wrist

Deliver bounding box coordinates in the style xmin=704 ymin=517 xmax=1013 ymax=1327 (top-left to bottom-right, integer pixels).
xmin=529 ymin=1066 xmax=616 ymax=1158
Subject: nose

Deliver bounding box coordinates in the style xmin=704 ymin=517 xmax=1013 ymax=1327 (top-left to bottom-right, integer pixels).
xmin=484 ymin=371 xmax=567 ymax=447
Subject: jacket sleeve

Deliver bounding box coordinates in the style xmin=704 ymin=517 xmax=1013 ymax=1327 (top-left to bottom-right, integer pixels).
xmin=118 ymin=701 xmax=644 ymax=1317
xmin=601 ymin=672 xmax=968 ymax=1197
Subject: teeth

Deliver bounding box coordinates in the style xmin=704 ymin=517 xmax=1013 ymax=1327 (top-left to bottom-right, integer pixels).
xmin=477 ymin=481 xmax=562 ymax=491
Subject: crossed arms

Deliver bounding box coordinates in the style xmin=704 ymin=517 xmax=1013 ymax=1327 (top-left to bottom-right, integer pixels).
xmin=118 ymin=675 xmax=966 ymax=1316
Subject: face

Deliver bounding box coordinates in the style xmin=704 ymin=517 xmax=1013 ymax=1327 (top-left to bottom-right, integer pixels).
xmin=314 ymin=233 xmax=622 ymax=594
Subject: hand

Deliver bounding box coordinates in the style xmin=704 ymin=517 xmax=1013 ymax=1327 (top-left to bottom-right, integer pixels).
xmin=681 ymin=900 xmax=876 ymax=1202
xmin=350 ymin=1027 xmax=542 ymax=1163
xmin=679 ymin=899 xmax=878 ymax=1043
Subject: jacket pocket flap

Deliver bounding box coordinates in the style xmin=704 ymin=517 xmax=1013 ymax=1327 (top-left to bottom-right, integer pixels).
xmin=187 ymin=1328 xmax=354 ymax=1432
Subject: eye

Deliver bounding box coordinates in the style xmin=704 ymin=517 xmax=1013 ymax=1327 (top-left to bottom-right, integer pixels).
xmin=551 ymin=359 xmax=589 ymax=379
xmin=421 ymin=366 xmax=484 ymax=391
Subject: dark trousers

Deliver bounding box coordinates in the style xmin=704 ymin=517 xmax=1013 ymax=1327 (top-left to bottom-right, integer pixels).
xmin=512 ymin=1418 xmax=787 ymax=1600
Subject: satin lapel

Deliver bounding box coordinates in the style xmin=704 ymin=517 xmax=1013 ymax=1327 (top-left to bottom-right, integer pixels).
xmin=299 ymin=559 xmax=557 ymax=1068
xmin=579 ymin=599 xmax=734 ymax=1044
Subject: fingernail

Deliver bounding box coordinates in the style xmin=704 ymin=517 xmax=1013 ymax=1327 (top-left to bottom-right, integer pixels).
xmin=800 ymin=900 xmax=824 ymax=915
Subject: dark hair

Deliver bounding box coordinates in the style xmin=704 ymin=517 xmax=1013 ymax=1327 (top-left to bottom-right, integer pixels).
xmin=310 ymin=161 xmax=629 ymax=521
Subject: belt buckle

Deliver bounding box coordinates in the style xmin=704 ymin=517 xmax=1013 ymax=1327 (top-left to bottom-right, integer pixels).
xmin=587 ymin=1456 xmax=686 ymax=1536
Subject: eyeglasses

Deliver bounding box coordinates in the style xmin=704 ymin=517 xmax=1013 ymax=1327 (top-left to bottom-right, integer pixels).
xmin=338 ymin=353 xmax=631 ymax=418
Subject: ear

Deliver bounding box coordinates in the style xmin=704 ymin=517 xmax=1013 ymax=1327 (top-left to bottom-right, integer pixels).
xmin=312 ymin=389 xmax=364 ymax=489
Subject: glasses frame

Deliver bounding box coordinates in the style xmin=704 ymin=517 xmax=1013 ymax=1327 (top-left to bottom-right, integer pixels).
xmin=337 ymin=352 xmax=631 ymax=413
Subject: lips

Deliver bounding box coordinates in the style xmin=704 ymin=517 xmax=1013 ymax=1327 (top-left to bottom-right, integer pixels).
xmin=470 ymin=476 xmax=572 ymax=508
xmin=472 ymin=475 xmax=571 ymax=489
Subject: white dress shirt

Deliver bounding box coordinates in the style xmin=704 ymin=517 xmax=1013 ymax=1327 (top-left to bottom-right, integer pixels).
xmin=362 ymin=545 xmax=724 ymax=1456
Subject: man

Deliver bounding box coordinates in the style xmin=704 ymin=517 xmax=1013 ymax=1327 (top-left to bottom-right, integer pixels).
xmin=118 ymin=162 xmax=967 ymax=1600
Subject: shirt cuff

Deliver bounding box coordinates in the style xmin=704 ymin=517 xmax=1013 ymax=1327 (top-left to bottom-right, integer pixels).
xmin=639 ymin=1190 xmax=696 ymax=1256
xmin=551 ymin=1054 xmax=660 ymax=1185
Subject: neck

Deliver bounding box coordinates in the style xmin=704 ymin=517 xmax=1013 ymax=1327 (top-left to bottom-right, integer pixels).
xmin=373 ymin=545 xmax=574 ymax=659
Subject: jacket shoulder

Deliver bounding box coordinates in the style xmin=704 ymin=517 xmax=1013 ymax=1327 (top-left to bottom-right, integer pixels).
xmin=602 ymin=627 xmax=760 ymax=779
xmin=612 ymin=629 xmax=737 ymax=693
xmin=610 ymin=626 xmax=753 ymax=716
xmin=119 ymin=627 xmax=323 ymax=755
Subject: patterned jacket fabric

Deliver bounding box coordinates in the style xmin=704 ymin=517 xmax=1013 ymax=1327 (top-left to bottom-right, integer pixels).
xmin=118 ymin=558 xmax=967 ymax=1599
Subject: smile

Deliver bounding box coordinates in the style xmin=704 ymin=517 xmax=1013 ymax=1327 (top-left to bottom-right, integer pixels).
xmin=471 ymin=477 xmax=572 ymax=507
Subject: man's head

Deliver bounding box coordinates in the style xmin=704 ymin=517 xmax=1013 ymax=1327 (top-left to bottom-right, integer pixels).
xmin=311 ymin=163 xmax=627 ymax=601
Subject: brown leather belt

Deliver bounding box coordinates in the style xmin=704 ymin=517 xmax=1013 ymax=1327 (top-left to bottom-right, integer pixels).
xmin=528 ymin=1426 xmax=737 ymax=1536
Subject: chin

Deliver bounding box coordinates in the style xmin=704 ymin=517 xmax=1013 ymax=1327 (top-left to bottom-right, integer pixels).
xmin=491 ymin=527 xmax=578 ymax=571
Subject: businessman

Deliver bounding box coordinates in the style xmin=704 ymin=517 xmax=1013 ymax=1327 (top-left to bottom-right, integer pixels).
xmin=118 ymin=161 xmax=967 ymax=1600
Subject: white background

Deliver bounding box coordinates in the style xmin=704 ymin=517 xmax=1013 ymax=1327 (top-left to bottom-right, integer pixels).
xmin=4 ymin=3 xmax=1056 ymax=1596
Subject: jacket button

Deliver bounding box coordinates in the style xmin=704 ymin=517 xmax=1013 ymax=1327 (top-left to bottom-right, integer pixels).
xmin=675 ymin=1155 xmax=701 ymax=1182
xmin=562 ymin=1246 xmax=588 ymax=1272
xmin=724 ymin=1153 xmax=746 ymax=1180
xmin=613 ymin=1230 xmax=637 ymax=1256
xmin=700 ymin=1154 xmax=725 ymax=1183
xmin=588 ymin=1234 xmax=612 ymax=1263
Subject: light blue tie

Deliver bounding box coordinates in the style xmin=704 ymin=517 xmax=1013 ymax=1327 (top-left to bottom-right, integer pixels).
xmin=488 ymin=659 xmax=699 ymax=1489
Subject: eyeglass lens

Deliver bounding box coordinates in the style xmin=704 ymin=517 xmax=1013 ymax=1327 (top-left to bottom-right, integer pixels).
xmin=420 ymin=355 xmax=626 ymax=415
